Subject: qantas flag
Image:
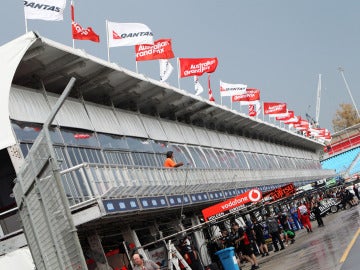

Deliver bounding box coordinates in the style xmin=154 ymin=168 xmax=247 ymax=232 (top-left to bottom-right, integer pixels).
xmin=24 ymin=0 xmax=66 ymax=21
xmin=263 ymin=102 xmax=287 ymax=115
xmin=71 ymin=1 xmax=99 ymax=42
xmin=107 ymin=22 xmax=154 ymax=47
xmin=135 ymin=39 xmax=174 ymax=61
xmin=178 ymin=58 xmax=218 ymax=78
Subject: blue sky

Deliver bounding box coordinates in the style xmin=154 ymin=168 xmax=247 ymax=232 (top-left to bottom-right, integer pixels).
xmin=2 ymin=1 xmax=360 ymax=132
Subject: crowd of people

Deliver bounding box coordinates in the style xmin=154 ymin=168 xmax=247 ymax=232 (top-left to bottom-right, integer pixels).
xmin=213 ymin=183 xmax=359 ymax=270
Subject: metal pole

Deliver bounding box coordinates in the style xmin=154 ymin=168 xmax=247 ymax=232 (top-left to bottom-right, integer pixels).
xmin=338 ymin=67 xmax=360 ymax=118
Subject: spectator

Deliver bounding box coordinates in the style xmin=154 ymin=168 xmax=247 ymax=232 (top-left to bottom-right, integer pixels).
xmin=164 ymin=151 xmax=184 ymax=168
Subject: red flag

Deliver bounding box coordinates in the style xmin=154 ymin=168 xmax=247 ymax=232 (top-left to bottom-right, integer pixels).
xmin=208 ymin=75 xmax=215 ymax=102
xmin=135 ymin=39 xmax=174 ymax=61
xmin=249 ymin=104 xmax=256 ymax=116
xmin=178 ymin=58 xmax=218 ymax=78
xmin=71 ymin=1 xmax=100 ymax=42
xmin=276 ymin=110 xmax=294 ymax=121
xmin=263 ymin=102 xmax=287 ymax=115
xmin=232 ymin=88 xmax=260 ymax=103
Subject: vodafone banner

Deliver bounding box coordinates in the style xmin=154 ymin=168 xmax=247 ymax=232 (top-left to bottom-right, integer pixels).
xmin=135 ymin=39 xmax=174 ymax=61
xmin=202 ymin=189 xmax=262 ymax=221
xmin=220 ymin=81 xmax=247 ymax=96
xmin=263 ymin=102 xmax=287 ymax=115
xmin=179 ymin=58 xmax=218 ymax=78
xmin=232 ymin=88 xmax=260 ymax=103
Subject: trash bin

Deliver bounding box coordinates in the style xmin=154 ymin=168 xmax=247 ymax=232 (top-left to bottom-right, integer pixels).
xmin=215 ymin=247 xmax=240 ymax=270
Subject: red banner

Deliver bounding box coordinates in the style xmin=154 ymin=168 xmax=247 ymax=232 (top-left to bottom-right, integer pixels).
xmin=135 ymin=39 xmax=174 ymax=61
xmin=262 ymin=183 xmax=296 ymax=202
xmin=232 ymin=88 xmax=260 ymax=102
xmin=179 ymin=57 xmax=218 ymax=78
xmin=72 ymin=22 xmax=100 ymax=42
xmin=263 ymin=102 xmax=287 ymax=115
xmin=202 ymin=189 xmax=262 ymax=221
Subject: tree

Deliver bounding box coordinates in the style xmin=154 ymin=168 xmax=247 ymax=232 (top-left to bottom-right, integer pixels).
xmin=332 ymin=103 xmax=360 ymax=132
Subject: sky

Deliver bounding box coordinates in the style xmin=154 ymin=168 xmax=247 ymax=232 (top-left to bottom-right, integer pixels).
xmin=1 ymin=1 xmax=360 ymax=133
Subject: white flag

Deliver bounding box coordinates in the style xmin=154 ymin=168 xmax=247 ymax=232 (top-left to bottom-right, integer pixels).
xmin=24 ymin=0 xmax=67 ymax=21
xmin=159 ymin=59 xmax=173 ymax=82
xmin=107 ymin=21 xmax=154 ymax=47
xmin=194 ymin=76 xmax=204 ymax=96
xmin=220 ymin=80 xmax=247 ymax=96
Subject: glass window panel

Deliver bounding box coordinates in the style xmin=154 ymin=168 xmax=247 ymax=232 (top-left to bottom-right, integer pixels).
xmin=98 ymin=133 xmax=129 ymax=150
xmin=126 ymin=137 xmax=154 ymax=152
xmin=20 ymin=143 xmax=31 ymax=157
xmin=214 ymin=150 xmax=230 ymax=169
xmin=224 ymin=151 xmax=239 ymax=169
xmin=193 ymin=147 xmax=210 ymax=168
xmin=202 ymin=148 xmax=221 ymax=168
xmin=185 ymin=147 xmax=206 ymax=168
xmin=236 ymin=151 xmax=249 ymax=169
xmin=171 ymin=145 xmax=192 ymax=166
xmin=61 ymin=128 xmax=99 ymax=147
xmin=12 ymin=121 xmax=41 ymax=142
xmin=243 ymin=152 xmax=256 ymax=169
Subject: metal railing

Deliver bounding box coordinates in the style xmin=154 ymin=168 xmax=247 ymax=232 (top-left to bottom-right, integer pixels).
xmin=59 ymin=163 xmax=335 ymax=206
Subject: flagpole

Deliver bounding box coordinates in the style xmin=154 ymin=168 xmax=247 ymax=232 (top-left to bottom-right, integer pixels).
xmin=136 ymin=60 xmax=138 ymax=73
xmin=106 ymin=20 xmax=110 ymax=62
xmin=177 ymin=58 xmax=181 ymax=89
xmin=71 ymin=0 xmax=75 ymax=48
xmin=24 ymin=7 xmax=28 ymax=33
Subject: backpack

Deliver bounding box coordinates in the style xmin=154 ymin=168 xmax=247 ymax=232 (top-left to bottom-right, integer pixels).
xmin=267 ymin=218 xmax=279 ymax=233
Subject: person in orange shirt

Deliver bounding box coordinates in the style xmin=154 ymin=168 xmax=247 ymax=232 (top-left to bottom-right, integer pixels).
xmin=164 ymin=151 xmax=184 ymax=168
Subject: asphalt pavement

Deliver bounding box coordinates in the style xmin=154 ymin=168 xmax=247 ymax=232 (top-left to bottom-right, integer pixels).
xmin=237 ymin=204 xmax=360 ymax=270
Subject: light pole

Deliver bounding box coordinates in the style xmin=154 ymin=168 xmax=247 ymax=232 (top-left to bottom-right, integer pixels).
xmin=338 ymin=67 xmax=360 ymax=118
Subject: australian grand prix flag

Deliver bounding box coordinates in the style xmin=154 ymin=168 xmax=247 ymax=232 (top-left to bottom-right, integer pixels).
xmin=24 ymin=0 xmax=66 ymax=21
xmin=263 ymin=102 xmax=287 ymax=115
xmin=107 ymin=21 xmax=154 ymax=47
xmin=202 ymin=189 xmax=262 ymax=221
xmin=179 ymin=58 xmax=218 ymax=78
xmin=135 ymin=39 xmax=174 ymax=61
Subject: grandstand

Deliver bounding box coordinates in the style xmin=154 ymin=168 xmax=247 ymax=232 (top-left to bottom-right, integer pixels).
xmin=0 ymin=32 xmax=335 ymax=269
xmin=321 ymin=124 xmax=360 ymax=179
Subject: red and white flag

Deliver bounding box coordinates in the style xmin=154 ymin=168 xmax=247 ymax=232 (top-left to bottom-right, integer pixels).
xmin=159 ymin=59 xmax=173 ymax=82
xmin=283 ymin=115 xmax=301 ymax=125
xmin=263 ymin=102 xmax=287 ymax=115
xmin=71 ymin=1 xmax=99 ymax=42
xmin=24 ymin=0 xmax=66 ymax=21
xmin=220 ymin=81 xmax=247 ymax=96
xmin=208 ymin=75 xmax=215 ymax=102
xmin=194 ymin=76 xmax=204 ymax=96
xmin=178 ymin=58 xmax=218 ymax=78
xmin=276 ymin=110 xmax=294 ymax=121
xmin=232 ymin=88 xmax=260 ymax=104
xmin=135 ymin=39 xmax=174 ymax=61
xmin=107 ymin=22 xmax=154 ymax=47
xmin=293 ymin=120 xmax=310 ymax=131
xmin=248 ymin=101 xmax=261 ymax=117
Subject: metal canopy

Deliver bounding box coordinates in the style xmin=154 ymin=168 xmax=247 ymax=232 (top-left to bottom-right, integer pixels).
xmin=12 ymin=32 xmax=323 ymax=151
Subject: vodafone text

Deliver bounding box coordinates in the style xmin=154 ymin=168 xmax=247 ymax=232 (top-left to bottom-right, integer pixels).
xmin=184 ymin=60 xmax=217 ymax=76
xmin=24 ymin=1 xmax=61 ymax=12
xmin=220 ymin=197 xmax=249 ymax=210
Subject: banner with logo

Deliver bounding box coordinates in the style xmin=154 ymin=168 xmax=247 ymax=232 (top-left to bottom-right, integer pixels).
xmin=220 ymin=81 xmax=247 ymax=96
xmin=24 ymin=0 xmax=66 ymax=21
xmin=202 ymin=188 xmax=262 ymax=221
xmin=71 ymin=1 xmax=99 ymax=42
xmin=262 ymin=183 xmax=296 ymax=202
xmin=232 ymin=88 xmax=260 ymax=104
xmin=135 ymin=39 xmax=174 ymax=61
xmin=178 ymin=58 xmax=218 ymax=78
xmin=107 ymin=22 xmax=154 ymax=47
xmin=263 ymin=102 xmax=287 ymax=115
